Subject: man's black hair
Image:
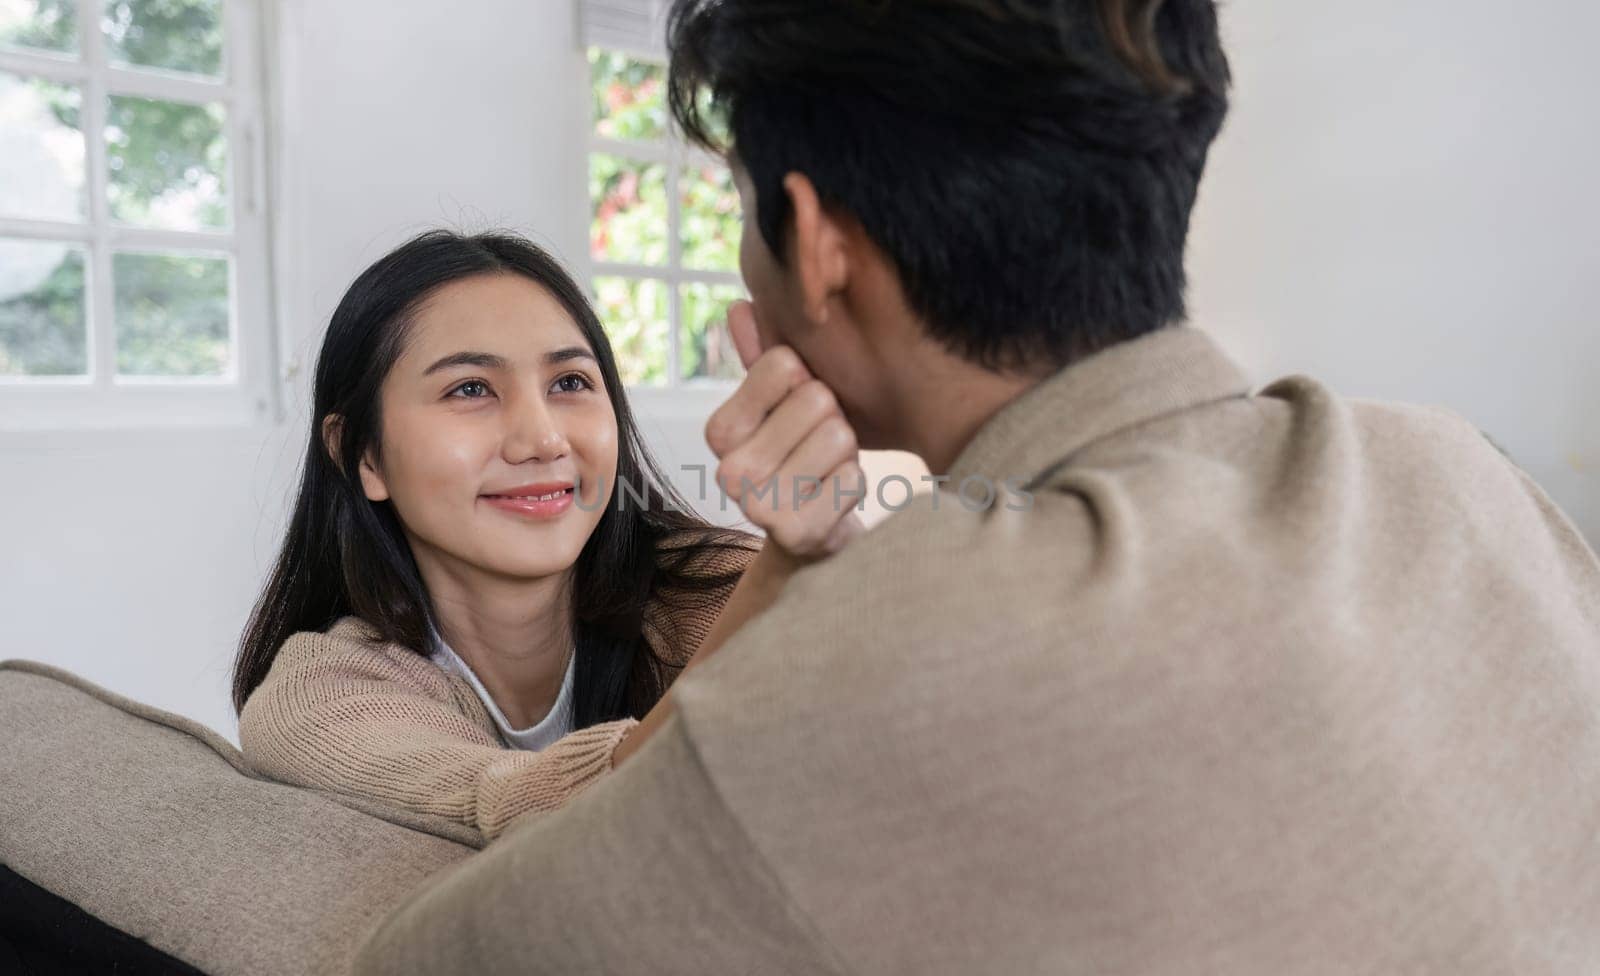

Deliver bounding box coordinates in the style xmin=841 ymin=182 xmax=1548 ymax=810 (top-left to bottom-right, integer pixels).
xmin=666 ymin=0 xmax=1231 ymax=371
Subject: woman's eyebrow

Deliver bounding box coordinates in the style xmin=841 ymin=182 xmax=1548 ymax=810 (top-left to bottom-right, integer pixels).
xmin=422 ymin=347 xmax=595 ymax=376
xmin=422 ymin=351 xmax=509 ymax=375
xmin=544 ymin=346 xmax=597 ymax=366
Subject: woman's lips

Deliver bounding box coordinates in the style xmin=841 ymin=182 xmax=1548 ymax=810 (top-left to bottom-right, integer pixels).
xmin=480 ymin=487 xmax=575 ymax=520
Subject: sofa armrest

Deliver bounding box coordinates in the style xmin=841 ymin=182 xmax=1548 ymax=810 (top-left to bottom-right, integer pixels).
xmin=0 ymin=660 xmax=477 ymax=976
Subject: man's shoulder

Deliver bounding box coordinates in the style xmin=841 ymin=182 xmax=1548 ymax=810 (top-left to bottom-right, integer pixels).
xmin=669 ymin=486 xmax=1108 ymax=724
xmin=1269 ymin=380 xmax=1549 ymax=522
xmin=1253 ymin=374 xmax=1507 ymax=464
xmin=784 ymin=486 xmax=1101 ymax=617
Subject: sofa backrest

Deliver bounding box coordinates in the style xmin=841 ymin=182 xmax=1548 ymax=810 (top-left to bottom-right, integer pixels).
xmin=0 ymin=660 xmax=477 ymax=976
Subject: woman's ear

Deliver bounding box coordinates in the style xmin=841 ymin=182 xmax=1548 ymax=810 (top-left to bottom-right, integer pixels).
xmin=782 ymin=171 xmax=850 ymax=326
xmin=357 ymin=452 xmax=391 ymax=502
xmin=320 ymin=414 xmax=344 ymax=469
xmin=322 ymin=413 xmax=390 ymax=502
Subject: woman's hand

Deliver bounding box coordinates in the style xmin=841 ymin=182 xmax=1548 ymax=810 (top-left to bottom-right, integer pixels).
xmin=704 ymin=301 xmax=866 ymax=561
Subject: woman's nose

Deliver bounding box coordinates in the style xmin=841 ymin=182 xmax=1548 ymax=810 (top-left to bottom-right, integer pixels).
xmin=503 ymin=397 xmax=570 ymax=463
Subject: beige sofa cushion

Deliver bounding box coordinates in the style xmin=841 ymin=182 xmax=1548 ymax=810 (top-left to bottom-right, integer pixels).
xmin=0 ymin=659 xmax=477 ymax=976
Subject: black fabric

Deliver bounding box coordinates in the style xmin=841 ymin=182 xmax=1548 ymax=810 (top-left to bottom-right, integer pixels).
xmin=0 ymin=864 xmax=208 ymax=976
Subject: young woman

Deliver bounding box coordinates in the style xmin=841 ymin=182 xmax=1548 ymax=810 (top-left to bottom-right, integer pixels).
xmin=232 ymin=230 xmax=817 ymax=844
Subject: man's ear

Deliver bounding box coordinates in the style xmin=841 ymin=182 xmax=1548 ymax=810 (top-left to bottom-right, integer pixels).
xmin=782 ymin=171 xmax=851 ymax=326
xmin=322 ymin=413 xmax=390 ymax=502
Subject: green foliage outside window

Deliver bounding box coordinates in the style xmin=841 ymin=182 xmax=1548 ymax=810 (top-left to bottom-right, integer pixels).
xmin=0 ymin=0 xmax=78 ymax=53
xmin=104 ymin=0 xmax=223 ymax=77
xmin=114 ymin=251 xmax=229 ymax=376
xmin=0 ymin=244 xmax=86 ymax=375
xmin=593 ymin=276 xmax=668 ymax=387
xmin=1 ymin=0 xmax=234 ymax=378
xmin=589 ymin=152 xmax=667 ymax=265
xmin=589 ymin=48 xmax=745 ymax=385
xmin=105 ymin=94 xmax=229 ymax=230
xmin=590 ymin=49 xmax=664 ymax=141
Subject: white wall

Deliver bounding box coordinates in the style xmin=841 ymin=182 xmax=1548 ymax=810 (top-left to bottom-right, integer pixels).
xmin=1188 ymin=0 xmax=1599 ymax=540
xmin=3 ymin=0 xmax=1595 ymax=739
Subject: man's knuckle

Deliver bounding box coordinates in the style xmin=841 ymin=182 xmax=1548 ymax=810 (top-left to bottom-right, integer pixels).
xmin=771 ymin=348 xmax=806 ymax=386
xmin=801 ymin=380 xmax=835 ymax=415
xmin=704 ymin=413 xmax=729 ymax=450
xmin=825 ymin=418 xmax=857 ymax=452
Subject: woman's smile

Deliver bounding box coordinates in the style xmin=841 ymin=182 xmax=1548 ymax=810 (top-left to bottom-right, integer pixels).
xmin=480 ymin=483 xmax=577 ymax=520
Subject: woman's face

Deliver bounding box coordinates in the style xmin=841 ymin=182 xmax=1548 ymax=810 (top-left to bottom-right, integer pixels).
xmin=354 ymin=272 xmax=618 ymax=583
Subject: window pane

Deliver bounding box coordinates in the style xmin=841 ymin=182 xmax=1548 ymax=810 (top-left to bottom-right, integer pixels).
xmin=689 ymin=83 xmax=730 ymax=148
xmin=0 ymin=0 xmax=78 ymax=55
xmin=113 ymin=251 xmax=230 ymax=377
xmin=589 ymin=153 xmax=666 ymax=265
xmin=680 ymin=161 xmax=740 ymax=272
xmin=0 ymin=239 xmax=87 ymax=376
xmin=0 ymin=72 xmax=84 ymax=222
xmin=105 ymin=95 xmax=228 ymax=230
xmin=680 ymin=283 xmax=744 ymax=382
xmin=589 ymin=48 xmax=664 ymax=142
xmin=592 ymin=276 xmax=667 ymax=387
xmin=103 ymin=0 xmax=222 ymax=77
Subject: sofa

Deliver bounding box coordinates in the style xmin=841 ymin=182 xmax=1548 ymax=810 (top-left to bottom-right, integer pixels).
xmin=0 ymin=659 xmax=483 ymax=975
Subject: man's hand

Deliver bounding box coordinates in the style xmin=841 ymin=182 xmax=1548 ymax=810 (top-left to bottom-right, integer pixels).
xmin=616 ymin=302 xmax=864 ymax=769
xmin=704 ymin=301 xmax=865 ymax=560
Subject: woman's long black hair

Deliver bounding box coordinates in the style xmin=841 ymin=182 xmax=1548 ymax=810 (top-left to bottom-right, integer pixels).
xmin=232 ymin=229 xmax=753 ymax=727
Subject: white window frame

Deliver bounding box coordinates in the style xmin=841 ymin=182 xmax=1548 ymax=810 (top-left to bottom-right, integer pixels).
xmin=586 ymin=45 xmax=744 ymax=392
xmin=0 ymin=0 xmax=276 ymax=430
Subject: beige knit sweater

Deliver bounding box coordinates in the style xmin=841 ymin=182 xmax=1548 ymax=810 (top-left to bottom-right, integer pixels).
xmin=238 ymin=532 xmax=759 ymax=846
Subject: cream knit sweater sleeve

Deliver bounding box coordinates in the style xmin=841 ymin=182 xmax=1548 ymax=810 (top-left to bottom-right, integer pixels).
xmin=238 ymin=618 xmax=636 ymax=844
xmin=237 ymin=533 xmax=759 ymax=846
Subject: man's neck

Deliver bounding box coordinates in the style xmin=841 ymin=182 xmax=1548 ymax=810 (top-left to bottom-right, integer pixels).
xmin=411 ymin=547 xmax=574 ymax=729
xmin=883 ymin=341 xmax=1055 ymax=477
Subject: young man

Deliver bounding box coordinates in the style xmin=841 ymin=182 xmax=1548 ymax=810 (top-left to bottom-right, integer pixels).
xmin=358 ymin=2 xmax=1600 ymax=972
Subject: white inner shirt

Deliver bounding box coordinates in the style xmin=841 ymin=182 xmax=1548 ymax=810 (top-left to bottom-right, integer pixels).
xmin=427 ymin=623 xmax=576 ymax=752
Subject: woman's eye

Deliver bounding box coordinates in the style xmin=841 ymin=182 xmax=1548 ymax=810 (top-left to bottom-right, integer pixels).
xmin=449 ymin=380 xmax=492 ymax=399
xmin=554 ymin=373 xmax=594 ymax=394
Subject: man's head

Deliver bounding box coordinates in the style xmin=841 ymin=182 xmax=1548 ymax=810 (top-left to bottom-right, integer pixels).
xmin=667 ymin=0 xmax=1229 ymax=429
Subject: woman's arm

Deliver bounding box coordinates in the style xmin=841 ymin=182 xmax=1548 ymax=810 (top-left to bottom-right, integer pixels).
xmin=611 ymin=538 xmax=806 ymax=766
xmin=239 ymin=620 xmax=637 ymax=846
xmin=687 ymin=539 xmax=808 ymax=664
